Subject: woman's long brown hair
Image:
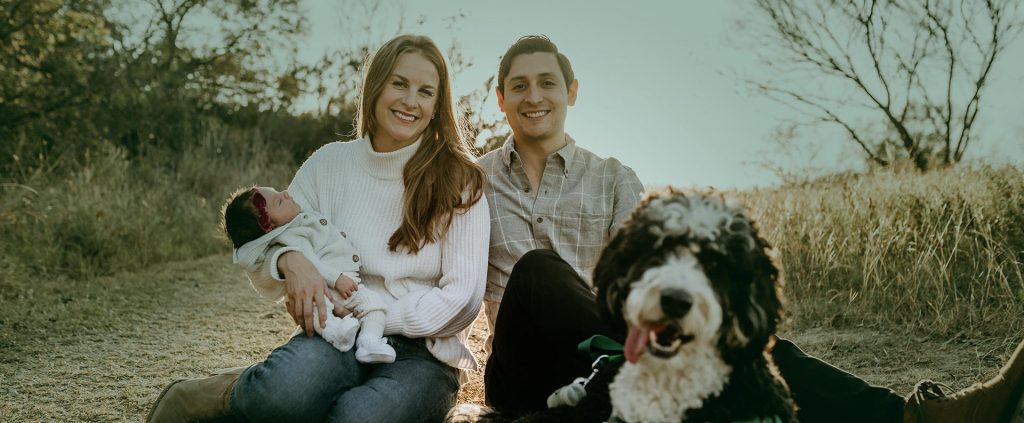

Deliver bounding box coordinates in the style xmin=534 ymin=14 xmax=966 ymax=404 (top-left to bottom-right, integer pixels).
xmin=356 ymin=35 xmax=484 ymax=254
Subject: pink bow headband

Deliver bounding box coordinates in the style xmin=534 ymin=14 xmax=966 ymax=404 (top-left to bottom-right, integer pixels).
xmin=250 ymin=188 xmax=273 ymax=233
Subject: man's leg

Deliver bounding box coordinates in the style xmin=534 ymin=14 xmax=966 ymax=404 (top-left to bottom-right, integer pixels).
xmin=905 ymin=336 xmax=1024 ymax=423
xmin=328 ymin=336 xmax=460 ymax=422
xmin=772 ymin=337 xmax=904 ymax=422
xmin=482 ymin=298 xmax=501 ymax=356
xmin=775 ymin=335 xmax=1024 ymax=423
xmin=484 ymin=249 xmax=620 ymax=415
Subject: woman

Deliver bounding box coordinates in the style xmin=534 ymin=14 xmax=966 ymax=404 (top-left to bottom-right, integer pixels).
xmin=148 ymin=34 xmax=488 ymax=423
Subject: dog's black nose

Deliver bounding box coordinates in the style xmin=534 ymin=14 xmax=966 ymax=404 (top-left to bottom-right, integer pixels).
xmin=660 ymin=288 xmax=693 ymax=318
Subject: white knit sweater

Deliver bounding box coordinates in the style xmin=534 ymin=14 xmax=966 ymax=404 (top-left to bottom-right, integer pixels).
xmin=247 ymin=137 xmax=489 ymax=370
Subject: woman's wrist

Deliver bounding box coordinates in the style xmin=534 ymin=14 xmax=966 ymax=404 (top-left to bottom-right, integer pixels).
xmin=277 ymin=251 xmax=297 ymax=276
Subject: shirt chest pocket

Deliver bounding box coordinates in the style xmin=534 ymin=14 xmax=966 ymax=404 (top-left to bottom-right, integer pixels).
xmin=554 ymin=211 xmax=612 ymax=248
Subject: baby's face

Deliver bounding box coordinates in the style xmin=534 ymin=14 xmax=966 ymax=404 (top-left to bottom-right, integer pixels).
xmin=257 ymin=187 xmax=301 ymax=227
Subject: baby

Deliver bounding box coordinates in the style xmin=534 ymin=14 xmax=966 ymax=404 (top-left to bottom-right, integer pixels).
xmin=222 ymin=186 xmax=395 ymax=363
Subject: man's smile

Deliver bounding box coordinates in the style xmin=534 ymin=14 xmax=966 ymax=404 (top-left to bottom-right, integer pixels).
xmin=522 ymin=110 xmax=550 ymax=119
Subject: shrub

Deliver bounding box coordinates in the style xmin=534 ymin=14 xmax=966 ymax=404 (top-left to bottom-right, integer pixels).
xmin=0 ymin=123 xmax=296 ymax=280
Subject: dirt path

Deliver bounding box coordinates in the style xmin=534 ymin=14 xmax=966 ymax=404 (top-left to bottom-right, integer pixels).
xmin=0 ymin=256 xmax=1018 ymax=421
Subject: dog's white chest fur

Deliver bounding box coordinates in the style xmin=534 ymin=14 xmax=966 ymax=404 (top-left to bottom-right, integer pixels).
xmin=609 ymin=343 xmax=731 ymax=422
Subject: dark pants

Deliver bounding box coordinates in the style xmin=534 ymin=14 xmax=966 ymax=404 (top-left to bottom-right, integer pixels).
xmin=484 ymin=249 xmax=905 ymax=423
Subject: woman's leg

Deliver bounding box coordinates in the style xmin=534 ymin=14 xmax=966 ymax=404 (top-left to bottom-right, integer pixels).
xmin=231 ymin=334 xmax=366 ymax=423
xmin=327 ymin=336 xmax=459 ymax=423
xmin=484 ymin=249 xmax=620 ymax=415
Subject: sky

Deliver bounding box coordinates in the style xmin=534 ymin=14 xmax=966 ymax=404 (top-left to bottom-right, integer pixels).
xmin=298 ymin=0 xmax=1024 ymax=189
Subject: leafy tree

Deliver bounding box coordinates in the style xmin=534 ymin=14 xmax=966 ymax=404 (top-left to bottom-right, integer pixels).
xmin=105 ymin=0 xmax=307 ymax=153
xmin=1 ymin=0 xmax=116 ymax=171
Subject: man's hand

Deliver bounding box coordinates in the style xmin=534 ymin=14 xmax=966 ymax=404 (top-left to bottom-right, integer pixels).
xmin=334 ymin=275 xmax=359 ymax=300
xmin=278 ymin=251 xmax=328 ymax=335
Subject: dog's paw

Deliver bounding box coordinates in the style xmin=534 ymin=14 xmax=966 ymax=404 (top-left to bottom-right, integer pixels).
xmin=546 ymin=377 xmax=588 ymax=408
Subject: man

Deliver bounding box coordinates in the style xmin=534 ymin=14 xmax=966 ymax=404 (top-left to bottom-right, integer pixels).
xmin=479 ymin=35 xmax=1024 ymax=423
xmin=476 ymin=33 xmax=642 ymax=408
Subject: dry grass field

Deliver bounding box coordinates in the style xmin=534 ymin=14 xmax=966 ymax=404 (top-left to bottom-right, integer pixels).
xmin=4 ymin=1 xmax=1024 ymax=419
xmin=1 ymin=255 xmax=1020 ymax=422
xmin=2 ymin=165 xmax=1023 ymax=422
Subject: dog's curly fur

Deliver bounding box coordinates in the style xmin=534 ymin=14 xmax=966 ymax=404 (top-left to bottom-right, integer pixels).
xmin=463 ymin=188 xmax=797 ymax=423
xmin=595 ymin=188 xmax=797 ymax=422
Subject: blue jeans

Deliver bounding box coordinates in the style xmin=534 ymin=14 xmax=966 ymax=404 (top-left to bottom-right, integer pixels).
xmin=231 ymin=334 xmax=459 ymax=423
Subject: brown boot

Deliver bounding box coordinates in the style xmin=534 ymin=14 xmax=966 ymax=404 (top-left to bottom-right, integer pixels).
xmin=904 ymin=338 xmax=1024 ymax=423
xmin=146 ymin=367 xmax=247 ymax=423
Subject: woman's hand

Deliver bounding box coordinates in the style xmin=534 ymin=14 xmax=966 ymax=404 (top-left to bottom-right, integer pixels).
xmin=278 ymin=251 xmax=329 ymax=335
xmin=331 ymin=304 xmax=352 ymax=318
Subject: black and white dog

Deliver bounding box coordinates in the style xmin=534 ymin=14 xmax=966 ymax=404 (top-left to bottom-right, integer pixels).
xmin=463 ymin=188 xmax=797 ymax=423
xmin=592 ymin=188 xmax=797 ymax=422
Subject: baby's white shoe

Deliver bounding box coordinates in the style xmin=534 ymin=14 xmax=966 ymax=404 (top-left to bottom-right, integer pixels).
xmin=321 ymin=315 xmax=360 ymax=352
xmin=355 ymin=337 xmax=396 ymax=364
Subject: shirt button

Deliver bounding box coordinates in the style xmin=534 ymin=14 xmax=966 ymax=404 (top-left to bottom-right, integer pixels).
xmin=340 ymin=231 xmax=347 ymax=238
xmin=524 ymin=187 xmax=530 ymax=193
xmin=319 ymin=219 xmax=328 ymax=226
xmin=536 ymin=217 xmax=544 ymax=223
xmin=352 ymin=254 xmax=360 ymax=263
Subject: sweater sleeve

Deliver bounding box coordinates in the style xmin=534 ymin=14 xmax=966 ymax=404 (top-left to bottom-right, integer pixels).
xmin=246 ymin=145 xmax=329 ymax=288
xmin=276 ymin=225 xmax=343 ymax=286
xmin=383 ymin=195 xmax=490 ymax=338
xmin=244 ymin=245 xmax=293 ymax=301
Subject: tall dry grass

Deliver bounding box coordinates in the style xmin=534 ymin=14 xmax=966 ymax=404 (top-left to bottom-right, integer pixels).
xmin=741 ymin=166 xmax=1024 ymax=339
xmin=0 ymin=123 xmax=297 ymax=282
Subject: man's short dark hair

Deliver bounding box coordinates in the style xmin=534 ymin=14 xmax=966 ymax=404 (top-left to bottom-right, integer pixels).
xmin=497 ymin=35 xmax=575 ymax=94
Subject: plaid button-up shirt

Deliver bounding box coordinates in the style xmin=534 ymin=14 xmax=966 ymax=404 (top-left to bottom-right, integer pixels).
xmin=478 ymin=135 xmax=644 ymax=302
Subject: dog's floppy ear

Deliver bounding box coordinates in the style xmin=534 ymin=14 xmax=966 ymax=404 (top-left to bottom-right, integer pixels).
xmin=594 ymin=215 xmax=641 ymax=337
xmin=751 ymin=231 xmax=785 ymax=343
xmin=719 ymin=215 xmax=785 ymax=355
xmin=594 ymin=192 xmax=669 ymax=337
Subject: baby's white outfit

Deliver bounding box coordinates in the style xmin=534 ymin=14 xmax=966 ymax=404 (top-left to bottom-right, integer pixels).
xmin=233 ymin=210 xmax=395 ymax=363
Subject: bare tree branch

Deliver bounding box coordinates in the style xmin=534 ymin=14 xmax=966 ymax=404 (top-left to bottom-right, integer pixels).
xmin=744 ymin=0 xmax=1024 ymax=170
xmin=756 ymin=81 xmax=888 ymax=165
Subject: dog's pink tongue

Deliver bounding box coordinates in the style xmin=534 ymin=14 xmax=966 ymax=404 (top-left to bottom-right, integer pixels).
xmin=624 ymin=326 xmax=649 ymax=364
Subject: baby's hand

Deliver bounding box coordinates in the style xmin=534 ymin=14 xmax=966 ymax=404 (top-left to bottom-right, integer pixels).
xmin=334 ymin=275 xmax=358 ymax=300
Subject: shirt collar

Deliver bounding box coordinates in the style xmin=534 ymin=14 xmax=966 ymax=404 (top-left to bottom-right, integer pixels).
xmin=500 ymin=133 xmax=578 ymax=175
xmin=498 ymin=134 xmax=516 ymax=168
xmin=557 ymin=134 xmax=578 ymax=172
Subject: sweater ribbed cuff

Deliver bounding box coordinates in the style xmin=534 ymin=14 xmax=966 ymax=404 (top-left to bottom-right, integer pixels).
xmin=268 ymin=246 xmax=301 ymax=281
